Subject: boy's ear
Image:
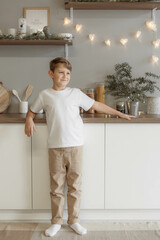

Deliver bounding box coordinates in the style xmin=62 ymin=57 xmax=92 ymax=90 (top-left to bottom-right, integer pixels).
xmin=48 ymin=70 xmax=54 ymax=78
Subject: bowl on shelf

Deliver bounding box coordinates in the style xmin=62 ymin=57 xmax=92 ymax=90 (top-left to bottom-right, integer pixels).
xmin=57 ymin=33 xmax=72 ymax=41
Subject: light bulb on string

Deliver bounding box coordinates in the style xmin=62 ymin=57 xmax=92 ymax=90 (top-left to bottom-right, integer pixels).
xmin=146 ymin=21 xmax=157 ymax=31
xmin=120 ymin=38 xmax=128 ymax=46
xmin=151 ymin=55 xmax=159 ymax=63
xmin=134 ymin=30 xmax=141 ymax=39
xmin=105 ymin=40 xmax=111 ymax=46
xmin=75 ymin=24 xmax=82 ymax=32
xmin=89 ymin=34 xmax=95 ymax=41
xmin=152 ymin=39 xmax=160 ymax=48
xmin=64 ymin=17 xmax=71 ymax=25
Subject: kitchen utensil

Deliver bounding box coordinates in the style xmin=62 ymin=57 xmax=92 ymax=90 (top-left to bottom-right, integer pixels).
xmin=24 ymin=85 xmax=33 ymax=101
xmin=0 ymin=82 xmax=11 ymax=113
xmin=12 ymin=89 xmax=21 ymax=102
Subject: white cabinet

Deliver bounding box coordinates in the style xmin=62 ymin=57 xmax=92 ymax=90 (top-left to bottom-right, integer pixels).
xmin=105 ymin=124 xmax=160 ymax=209
xmin=32 ymin=123 xmax=104 ymax=209
xmin=0 ymin=124 xmax=31 ymax=209
xmin=82 ymin=123 xmax=104 ymax=209
xmin=32 ymin=124 xmax=51 ymax=209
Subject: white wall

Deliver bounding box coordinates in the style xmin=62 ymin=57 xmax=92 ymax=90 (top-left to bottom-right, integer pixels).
xmin=0 ymin=0 xmax=160 ymax=112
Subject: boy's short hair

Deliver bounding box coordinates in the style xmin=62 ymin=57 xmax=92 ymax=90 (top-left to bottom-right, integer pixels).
xmin=50 ymin=57 xmax=72 ymax=73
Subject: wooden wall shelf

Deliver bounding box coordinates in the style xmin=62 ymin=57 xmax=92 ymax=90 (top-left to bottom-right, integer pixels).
xmin=0 ymin=40 xmax=72 ymax=45
xmin=65 ymin=2 xmax=160 ymax=10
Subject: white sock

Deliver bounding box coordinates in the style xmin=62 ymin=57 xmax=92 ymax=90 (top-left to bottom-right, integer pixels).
xmin=69 ymin=222 xmax=87 ymax=235
xmin=45 ymin=224 xmax=61 ymax=237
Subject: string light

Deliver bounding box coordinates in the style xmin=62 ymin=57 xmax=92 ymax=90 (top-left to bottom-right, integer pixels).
xmin=89 ymin=34 xmax=95 ymax=41
xmin=75 ymin=24 xmax=82 ymax=32
xmin=105 ymin=40 xmax=111 ymax=46
xmin=146 ymin=21 xmax=157 ymax=31
xmin=134 ymin=31 xmax=141 ymax=39
xmin=151 ymin=55 xmax=159 ymax=63
xmin=64 ymin=17 xmax=71 ymax=25
xmin=62 ymin=9 xmax=159 ymax=65
xmin=152 ymin=39 xmax=160 ymax=48
xmin=120 ymin=38 xmax=128 ymax=46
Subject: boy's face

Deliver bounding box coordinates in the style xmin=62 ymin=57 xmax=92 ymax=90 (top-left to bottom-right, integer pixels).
xmin=48 ymin=64 xmax=71 ymax=91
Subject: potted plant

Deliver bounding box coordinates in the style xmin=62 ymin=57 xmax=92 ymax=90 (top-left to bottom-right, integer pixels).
xmin=105 ymin=62 xmax=160 ymax=116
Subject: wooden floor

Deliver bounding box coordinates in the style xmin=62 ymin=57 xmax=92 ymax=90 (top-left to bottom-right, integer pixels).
xmin=0 ymin=221 xmax=160 ymax=240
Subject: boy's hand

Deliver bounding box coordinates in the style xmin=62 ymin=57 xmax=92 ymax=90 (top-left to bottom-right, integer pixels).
xmin=118 ymin=113 xmax=136 ymax=120
xmin=25 ymin=118 xmax=37 ymax=137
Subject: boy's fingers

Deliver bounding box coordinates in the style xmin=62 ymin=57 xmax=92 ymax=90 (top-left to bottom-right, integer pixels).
xmin=33 ymin=125 xmax=37 ymax=132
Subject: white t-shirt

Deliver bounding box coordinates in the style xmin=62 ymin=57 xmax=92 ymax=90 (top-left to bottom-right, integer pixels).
xmin=30 ymin=87 xmax=95 ymax=148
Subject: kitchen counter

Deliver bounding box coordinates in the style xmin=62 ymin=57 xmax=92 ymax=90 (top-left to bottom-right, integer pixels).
xmin=1 ymin=113 xmax=160 ymax=123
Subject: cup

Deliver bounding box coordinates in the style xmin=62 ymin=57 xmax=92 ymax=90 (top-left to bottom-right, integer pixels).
xmin=8 ymin=28 xmax=17 ymax=36
xmin=19 ymin=101 xmax=28 ymax=113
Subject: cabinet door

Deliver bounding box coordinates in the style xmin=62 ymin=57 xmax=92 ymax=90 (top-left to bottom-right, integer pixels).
xmin=82 ymin=123 xmax=104 ymax=209
xmin=0 ymin=124 xmax=31 ymax=209
xmin=32 ymin=123 xmax=104 ymax=209
xmin=105 ymin=124 xmax=160 ymax=209
xmin=32 ymin=124 xmax=51 ymax=209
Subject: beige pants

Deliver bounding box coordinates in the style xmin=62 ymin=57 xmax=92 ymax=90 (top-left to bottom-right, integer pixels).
xmin=48 ymin=146 xmax=83 ymax=225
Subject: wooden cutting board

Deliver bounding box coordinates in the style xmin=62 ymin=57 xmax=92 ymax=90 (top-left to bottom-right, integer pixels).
xmin=0 ymin=82 xmax=11 ymax=113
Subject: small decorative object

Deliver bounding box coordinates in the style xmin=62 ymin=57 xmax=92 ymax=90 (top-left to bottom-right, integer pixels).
xmin=30 ymin=28 xmax=38 ymax=35
xmin=43 ymin=26 xmax=51 ymax=38
xmin=8 ymin=28 xmax=17 ymax=37
xmin=24 ymin=8 xmax=50 ymax=32
xmin=147 ymin=97 xmax=160 ymax=114
xmin=116 ymin=101 xmax=125 ymax=113
xmin=105 ymin=62 xmax=160 ymax=116
xmin=18 ymin=18 xmax=26 ymax=36
xmin=57 ymin=33 xmax=72 ymax=41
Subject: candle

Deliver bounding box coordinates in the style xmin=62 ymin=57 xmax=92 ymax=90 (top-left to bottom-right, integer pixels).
xmin=8 ymin=28 xmax=17 ymax=36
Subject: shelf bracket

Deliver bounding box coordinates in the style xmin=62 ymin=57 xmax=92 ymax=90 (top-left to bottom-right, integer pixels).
xmin=65 ymin=43 xmax=69 ymax=59
xmin=70 ymin=7 xmax=73 ymax=24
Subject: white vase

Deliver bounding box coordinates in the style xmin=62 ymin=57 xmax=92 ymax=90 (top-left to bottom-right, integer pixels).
xmin=147 ymin=97 xmax=160 ymax=114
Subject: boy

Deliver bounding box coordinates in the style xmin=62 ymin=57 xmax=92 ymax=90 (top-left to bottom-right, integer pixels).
xmin=25 ymin=57 xmax=135 ymax=237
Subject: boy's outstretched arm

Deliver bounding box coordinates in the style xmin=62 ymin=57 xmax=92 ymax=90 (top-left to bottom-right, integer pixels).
xmin=25 ymin=110 xmax=37 ymax=137
xmin=92 ymin=101 xmax=136 ymax=120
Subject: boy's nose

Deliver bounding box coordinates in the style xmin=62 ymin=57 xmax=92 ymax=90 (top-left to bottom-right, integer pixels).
xmin=63 ymin=73 xmax=67 ymax=78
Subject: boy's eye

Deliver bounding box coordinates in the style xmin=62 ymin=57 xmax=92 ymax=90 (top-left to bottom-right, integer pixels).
xmin=67 ymin=72 xmax=70 ymax=75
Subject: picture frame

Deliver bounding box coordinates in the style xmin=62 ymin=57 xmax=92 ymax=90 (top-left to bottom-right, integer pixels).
xmin=23 ymin=7 xmax=50 ymax=32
